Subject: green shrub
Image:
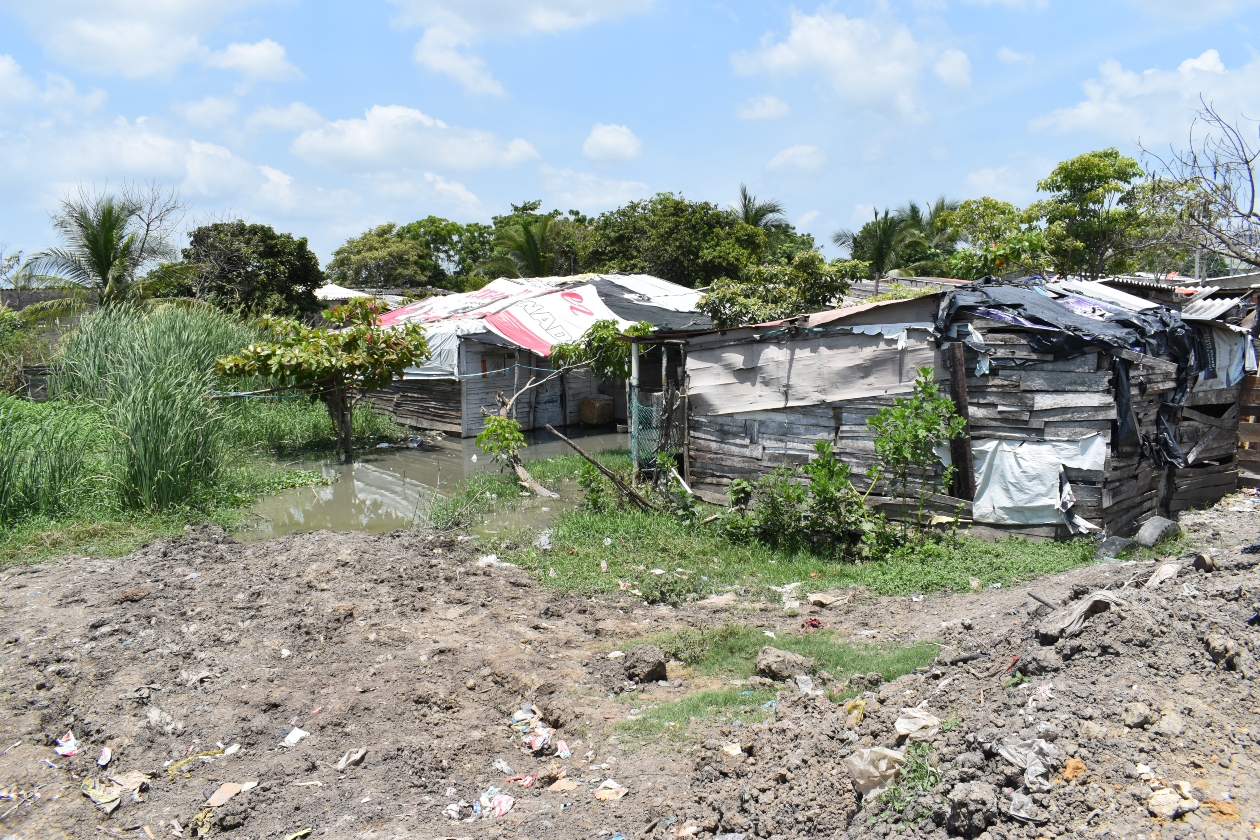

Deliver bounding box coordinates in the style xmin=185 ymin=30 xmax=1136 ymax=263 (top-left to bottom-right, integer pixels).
xmin=0 ymin=398 xmax=94 ymax=525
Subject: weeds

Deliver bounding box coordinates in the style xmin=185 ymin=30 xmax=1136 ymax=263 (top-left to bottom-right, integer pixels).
xmin=877 ymin=741 xmax=940 ymax=815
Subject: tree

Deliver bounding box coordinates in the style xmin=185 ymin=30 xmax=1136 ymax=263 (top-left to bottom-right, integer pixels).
xmin=183 ymin=221 xmax=324 ymax=314
xmin=833 ymin=209 xmax=908 ymax=280
xmin=395 ymin=216 xmax=495 ymax=287
xmin=1028 ymin=148 xmax=1147 ymax=280
xmin=698 ymin=251 xmax=865 ymax=328
xmin=1145 ymin=102 xmax=1260 ymax=269
xmin=891 ymin=197 xmax=960 ymax=276
xmin=733 ymin=184 xmax=786 ymax=230
xmin=944 ymin=197 xmax=1025 ymax=248
xmin=28 ymin=186 xmax=181 ymax=305
xmin=481 ymin=214 xmax=557 ymax=278
xmin=215 ymin=297 xmax=429 ymax=462
xmin=327 ymin=223 xmax=439 ymax=290
xmin=583 ymin=193 xmax=766 ymax=288
xmin=942 ymin=196 xmax=1049 ymax=280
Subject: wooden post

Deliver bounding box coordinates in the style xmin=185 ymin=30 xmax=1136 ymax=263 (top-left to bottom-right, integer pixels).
xmin=948 ymin=341 xmax=976 ymax=501
xmin=630 ymin=339 xmax=640 ymax=472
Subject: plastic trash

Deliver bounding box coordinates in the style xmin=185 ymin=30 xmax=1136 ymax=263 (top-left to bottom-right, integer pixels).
xmin=844 ymin=698 xmax=866 ymax=726
xmin=54 ymin=731 xmax=79 ymax=757
xmin=549 ymin=778 xmax=580 ymax=792
xmin=510 ymin=704 xmax=558 ymax=754
xmin=795 ymin=675 xmax=822 ymax=697
xmin=594 ymin=779 xmax=629 ymax=801
xmin=1036 ymin=591 xmax=1127 ymax=644
xmin=206 ymin=782 xmax=242 ymax=807
xmin=843 ymin=747 xmax=905 ymax=797
xmin=442 ymin=802 xmax=461 ymax=820
xmin=224 ymin=743 xmax=241 ymax=756
xmin=894 ymin=705 xmax=941 ymax=741
xmin=97 ymin=746 xmax=112 ymax=767
xmin=1144 ymin=562 xmax=1181 ymax=589
xmin=996 ymin=738 xmax=1059 ymax=792
xmin=81 ymin=778 xmax=122 ymax=814
xmin=491 ymin=793 xmax=515 ymax=817
xmin=555 ymin=739 xmax=572 ymax=759
xmin=335 ymin=748 xmax=367 ymax=771
xmin=282 ymin=728 xmax=309 ymax=746
xmin=492 ymin=758 xmax=514 ymax=775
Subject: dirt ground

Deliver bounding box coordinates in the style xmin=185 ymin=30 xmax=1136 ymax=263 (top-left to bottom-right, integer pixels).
xmin=0 ymin=497 xmax=1257 ymax=840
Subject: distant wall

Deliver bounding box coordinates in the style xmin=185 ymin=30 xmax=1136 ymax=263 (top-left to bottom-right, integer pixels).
xmin=0 ymin=289 xmax=72 ymax=311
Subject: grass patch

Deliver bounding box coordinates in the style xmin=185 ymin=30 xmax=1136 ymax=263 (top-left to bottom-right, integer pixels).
xmin=509 ymin=500 xmax=1096 ymax=600
xmin=618 ymin=687 xmax=778 ymax=743
xmin=643 ymin=624 xmax=939 ymax=684
xmin=615 ymin=625 xmax=938 ymax=743
xmin=876 ymin=741 xmax=940 ymax=817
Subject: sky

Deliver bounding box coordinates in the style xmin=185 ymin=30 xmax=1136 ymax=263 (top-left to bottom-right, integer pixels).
xmin=1 ymin=0 xmax=1259 ymax=264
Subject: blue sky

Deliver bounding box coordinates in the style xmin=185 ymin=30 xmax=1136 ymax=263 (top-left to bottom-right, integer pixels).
xmin=1 ymin=0 xmax=1258 ymax=263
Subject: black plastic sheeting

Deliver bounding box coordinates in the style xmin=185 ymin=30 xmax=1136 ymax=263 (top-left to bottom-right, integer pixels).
xmin=938 ymin=277 xmax=1195 ymax=465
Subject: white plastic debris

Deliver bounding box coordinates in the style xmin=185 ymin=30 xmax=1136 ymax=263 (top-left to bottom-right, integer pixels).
xmin=97 ymin=746 xmax=112 ymax=767
xmin=996 ymin=738 xmax=1059 ymax=792
xmin=894 ymin=705 xmax=942 ymax=741
xmin=1144 ymin=562 xmax=1181 ymax=589
xmin=844 ymin=747 xmax=905 ymax=797
xmin=223 ymin=743 xmax=241 ymax=756
xmin=53 ymin=731 xmax=79 ymax=757
xmin=283 ymin=728 xmax=310 ymax=746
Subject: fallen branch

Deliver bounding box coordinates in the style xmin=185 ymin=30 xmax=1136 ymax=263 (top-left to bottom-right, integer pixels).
xmin=544 ymin=424 xmax=659 ymax=512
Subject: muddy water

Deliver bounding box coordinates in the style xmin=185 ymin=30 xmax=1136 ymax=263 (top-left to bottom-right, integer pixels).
xmin=241 ymin=428 xmax=626 ymax=540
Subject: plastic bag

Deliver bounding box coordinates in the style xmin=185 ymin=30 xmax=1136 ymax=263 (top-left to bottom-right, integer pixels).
xmin=843 ymin=747 xmax=905 ymax=797
xmin=996 ymin=738 xmax=1059 ymax=792
xmin=894 ymin=705 xmax=941 ymax=741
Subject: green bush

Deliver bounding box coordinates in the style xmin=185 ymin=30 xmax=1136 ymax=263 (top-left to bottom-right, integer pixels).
xmin=0 ymin=398 xmax=94 ymax=525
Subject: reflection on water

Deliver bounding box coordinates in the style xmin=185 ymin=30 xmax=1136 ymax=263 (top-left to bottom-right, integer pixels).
xmin=242 ymin=427 xmax=625 ymax=540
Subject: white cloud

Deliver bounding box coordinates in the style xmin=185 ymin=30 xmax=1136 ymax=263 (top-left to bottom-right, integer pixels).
xmin=582 ymin=123 xmax=642 ymax=162
xmin=205 ymin=39 xmax=301 ymax=81
xmin=2 ymin=0 xmax=271 ymax=78
xmin=1031 ymin=49 xmax=1260 ymax=144
xmin=963 ymin=157 xmax=1054 ymax=203
xmin=390 ymin=0 xmax=654 ymax=94
xmin=733 ymin=10 xmax=931 ymax=117
xmin=174 ymin=95 xmax=239 ymax=128
xmin=0 ymin=55 xmax=39 ymax=108
xmin=997 ymin=46 xmax=1034 ymax=65
xmin=412 ymin=27 xmax=504 ymax=97
xmin=291 ymin=104 xmax=539 ymax=171
xmin=368 ymin=171 xmax=483 ymax=216
xmin=1126 ymin=0 xmax=1260 ymax=18
xmin=795 ymin=209 xmax=820 ymax=227
xmin=934 ymin=49 xmax=971 ymax=88
xmin=767 ymin=144 xmax=826 ymax=171
xmin=539 ymin=165 xmax=649 ymax=210
xmin=736 ymin=94 xmax=789 ymax=120
xmin=246 ymin=102 xmax=324 ymax=132
xmin=0 ymin=55 xmax=105 ymax=117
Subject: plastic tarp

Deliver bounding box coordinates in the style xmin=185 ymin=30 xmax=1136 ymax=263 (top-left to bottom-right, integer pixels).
xmin=600 ymin=273 xmax=705 ymax=312
xmin=969 ymin=435 xmax=1107 ymax=526
xmin=378 ymin=278 xmax=553 ymax=326
xmin=484 ymin=284 xmax=630 ymax=356
xmin=315 ymin=283 xmax=371 ymax=301
xmin=400 ymin=319 xmax=487 ymax=379
xmin=1194 ymin=324 xmax=1258 ymax=390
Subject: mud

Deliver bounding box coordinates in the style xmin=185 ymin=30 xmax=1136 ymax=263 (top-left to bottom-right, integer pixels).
xmin=0 ymin=493 xmax=1258 ymax=839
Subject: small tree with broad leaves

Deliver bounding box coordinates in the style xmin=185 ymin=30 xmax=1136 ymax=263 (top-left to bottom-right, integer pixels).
xmin=215 ymin=297 xmax=429 ymax=463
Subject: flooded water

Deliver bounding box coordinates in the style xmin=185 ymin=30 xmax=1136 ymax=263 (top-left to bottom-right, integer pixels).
xmin=241 ymin=428 xmax=626 ymax=540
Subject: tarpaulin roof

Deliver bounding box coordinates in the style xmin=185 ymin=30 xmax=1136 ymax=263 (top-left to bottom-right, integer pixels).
xmin=387 ymin=273 xmax=707 ymax=378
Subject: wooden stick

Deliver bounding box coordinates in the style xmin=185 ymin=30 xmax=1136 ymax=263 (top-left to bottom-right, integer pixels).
xmin=1027 ymin=591 xmax=1057 ymax=609
xmin=949 ymin=341 xmax=977 ymax=501
xmin=544 ymin=424 xmax=659 ymax=512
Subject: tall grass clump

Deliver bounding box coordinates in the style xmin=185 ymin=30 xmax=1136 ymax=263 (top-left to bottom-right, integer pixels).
xmin=52 ymin=304 xmax=258 ymax=511
xmin=0 ymin=398 xmax=94 ymax=525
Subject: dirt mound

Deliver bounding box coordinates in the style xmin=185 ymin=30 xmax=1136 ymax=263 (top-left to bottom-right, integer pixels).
xmin=1 ymin=520 xmax=1257 ymax=839
xmin=838 ymin=554 xmax=1260 ymax=839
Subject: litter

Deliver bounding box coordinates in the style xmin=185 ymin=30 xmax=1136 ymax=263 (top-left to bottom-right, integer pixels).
xmin=206 ymin=782 xmax=242 ymax=807
xmin=1036 ymin=591 xmax=1127 ymax=644
xmin=844 ymin=698 xmax=866 ymax=726
xmin=603 ymin=537 xmax=613 ymax=546
xmin=843 ymin=747 xmax=905 ymax=797
xmin=283 ymin=728 xmax=310 ymax=746
xmin=807 ymin=592 xmax=836 ymax=606
xmin=283 ymin=830 xmax=313 ymax=840
xmin=97 ymin=746 xmax=112 ymax=767
xmin=795 ymin=674 xmax=822 ymax=697
xmin=223 ymin=743 xmax=241 ymax=756
xmin=1144 ymin=562 xmax=1181 ymax=589
xmin=492 ymin=758 xmax=514 ymax=775
xmin=798 ymin=618 xmax=825 ymax=633
xmin=54 ymin=730 xmax=79 ymax=757
xmin=594 ymin=779 xmax=629 ymax=801
xmin=1037 ymin=683 xmax=1055 ymax=700
xmin=763 ymin=631 xmax=776 ymax=639
xmin=335 ymin=747 xmax=367 ymax=771
xmin=505 ymin=774 xmax=537 ymax=788
xmin=555 ymin=739 xmax=572 ymax=759
xmin=607 ymin=651 xmax=625 ymax=659
xmin=996 ymin=738 xmax=1059 ymax=792
xmin=549 ymin=778 xmax=580 ymax=792
xmin=490 ymin=793 xmax=515 ymax=817
xmin=442 ymin=802 xmax=461 ymax=820
xmin=81 ymin=778 xmax=123 ymax=814
xmin=720 ymin=743 xmax=743 ymax=757
xmin=510 ymin=704 xmax=558 ymax=754
xmin=1009 ymin=791 xmax=1049 ymax=825
xmin=894 ymin=705 xmax=941 ymax=741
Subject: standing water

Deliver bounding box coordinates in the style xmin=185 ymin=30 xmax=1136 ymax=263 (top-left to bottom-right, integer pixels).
xmin=241 ymin=428 xmax=626 ymax=540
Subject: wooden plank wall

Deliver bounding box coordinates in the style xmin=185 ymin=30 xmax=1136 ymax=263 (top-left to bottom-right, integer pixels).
xmin=459 ymin=345 xmax=600 ymax=438
xmin=688 ymin=313 xmax=1244 ymax=538
xmin=368 ymin=378 xmax=462 ymax=434
xmin=1235 ymin=374 xmax=1260 ymax=487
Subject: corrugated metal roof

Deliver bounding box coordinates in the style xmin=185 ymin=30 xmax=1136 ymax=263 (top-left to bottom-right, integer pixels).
xmin=1181 ymin=294 xmax=1245 ymax=321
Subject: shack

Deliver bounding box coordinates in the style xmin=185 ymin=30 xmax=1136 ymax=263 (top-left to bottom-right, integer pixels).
xmin=369 ymin=274 xmax=709 ymax=437
xmin=679 ymin=278 xmax=1256 ymax=538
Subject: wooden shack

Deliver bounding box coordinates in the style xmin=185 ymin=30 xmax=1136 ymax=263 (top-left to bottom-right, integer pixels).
xmin=681 ymin=280 xmax=1255 ymax=538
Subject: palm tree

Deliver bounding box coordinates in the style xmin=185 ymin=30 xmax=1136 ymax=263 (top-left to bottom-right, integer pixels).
xmin=479 ymin=215 xmax=555 ymax=279
xmin=892 ymin=197 xmax=961 ymax=276
xmin=833 ymin=209 xmax=908 ymax=281
xmin=733 ymin=184 xmax=787 ymax=230
xmin=28 ymin=192 xmax=163 ymax=305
